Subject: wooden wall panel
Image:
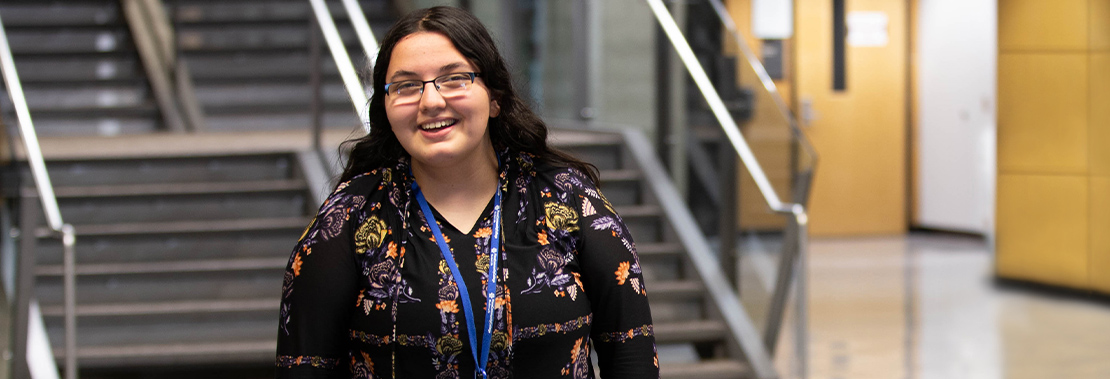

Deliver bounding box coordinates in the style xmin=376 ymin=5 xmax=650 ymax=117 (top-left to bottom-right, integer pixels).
xmin=999 ymin=0 xmax=1089 ymax=51
xmin=1090 ymin=177 xmax=1110 ymax=292
xmin=996 ymin=174 xmax=1089 ymax=289
xmin=997 ymin=53 xmax=1089 ymax=175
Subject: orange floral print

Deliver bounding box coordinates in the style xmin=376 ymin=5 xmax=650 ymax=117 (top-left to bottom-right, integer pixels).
xmin=386 ymin=241 xmax=398 ymax=259
xmin=436 ymin=300 xmax=459 ymax=313
xmin=474 ymin=227 xmax=492 ymax=238
xmin=615 ymin=261 xmax=631 ymax=285
xmin=292 ymin=252 xmax=304 ymax=277
xmin=537 ymin=229 xmax=549 ymax=245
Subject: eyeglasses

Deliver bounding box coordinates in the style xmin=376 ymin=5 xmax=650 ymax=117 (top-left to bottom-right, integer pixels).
xmin=384 ymin=72 xmax=482 ymax=104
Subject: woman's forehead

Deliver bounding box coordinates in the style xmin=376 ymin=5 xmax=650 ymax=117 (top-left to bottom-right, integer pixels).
xmin=387 ymin=32 xmax=475 ymax=79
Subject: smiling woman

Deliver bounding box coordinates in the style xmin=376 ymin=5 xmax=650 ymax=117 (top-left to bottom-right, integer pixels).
xmin=275 ymin=6 xmax=659 ymax=379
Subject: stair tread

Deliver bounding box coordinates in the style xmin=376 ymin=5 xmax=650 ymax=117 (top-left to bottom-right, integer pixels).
xmin=660 ymin=360 xmax=749 ymax=379
xmin=654 ymin=320 xmax=728 ymax=343
xmin=49 ymin=178 xmax=306 ymax=198
xmin=38 ymin=217 xmax=309 ymax=237
xmin=41 ymin=298 xmax=279 ymax=317
xmin=614 ymin=204 xmax=664 ymax=217
xmin=635 ymin=242 xmax=684 ymax=256
xmin=36 ymin=257 xmax=287 ymax=277
xmin=55 ymin=340 xmax=275 ymax=360
xmin=649 ymin=280 xmax=704 ymax=299
xmin=599 ymin=169 xmax=640 ymax=181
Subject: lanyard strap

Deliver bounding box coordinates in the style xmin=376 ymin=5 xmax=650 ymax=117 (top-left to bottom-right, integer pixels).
xmin=413 ymin=181 xmax=502 ymax=379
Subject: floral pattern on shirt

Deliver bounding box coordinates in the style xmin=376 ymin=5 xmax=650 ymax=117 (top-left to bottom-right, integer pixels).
xmin=276 ymin=150 xmax=657 ymax=378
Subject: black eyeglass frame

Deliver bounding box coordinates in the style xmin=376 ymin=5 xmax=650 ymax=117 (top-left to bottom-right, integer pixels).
xmin=383 ymin=72 xmax=482 ymax=97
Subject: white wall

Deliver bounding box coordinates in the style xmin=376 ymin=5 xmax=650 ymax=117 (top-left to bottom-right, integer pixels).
xmin=915 ymin=0 xmax=997 ymax=236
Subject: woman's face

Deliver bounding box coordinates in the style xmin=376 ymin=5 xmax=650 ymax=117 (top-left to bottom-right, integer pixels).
xmin=384 ymin=31 xmax=500 ymax=170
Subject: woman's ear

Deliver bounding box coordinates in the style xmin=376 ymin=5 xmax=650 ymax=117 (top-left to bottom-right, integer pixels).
xmin=489 ymin=99 xmax=501 ymax=118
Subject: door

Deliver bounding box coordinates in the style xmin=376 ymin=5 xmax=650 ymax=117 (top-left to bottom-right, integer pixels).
xmin=915 ymin=0 xmax=996 ymax=235
xmin=795 ymin=0 xmax=908 ymax=235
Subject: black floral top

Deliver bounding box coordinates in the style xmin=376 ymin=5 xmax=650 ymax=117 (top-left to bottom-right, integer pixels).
xmin=276 ymin=150 xmax=658 ymax=378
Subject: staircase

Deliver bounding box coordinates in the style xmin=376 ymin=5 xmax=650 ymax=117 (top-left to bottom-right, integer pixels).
xmin=554 ymin=129 xmax=751 ymax=378
xmin=0 ymin=0 xmax=166 ymax=135
xmin=26 ymin=147 xmax=317 ymax=377
xmin=171 ymin=0 xmax=395 ymax=131
xmin=17 ymin=128 xmax=753 ymax=378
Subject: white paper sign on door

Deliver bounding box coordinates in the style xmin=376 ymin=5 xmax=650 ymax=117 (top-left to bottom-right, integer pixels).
xmin=847 ymin=11 xmax=889 ymax=47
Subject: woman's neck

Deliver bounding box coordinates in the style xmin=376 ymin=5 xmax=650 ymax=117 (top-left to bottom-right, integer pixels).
xmin=410 ymin=149 xmax=499 ymax=231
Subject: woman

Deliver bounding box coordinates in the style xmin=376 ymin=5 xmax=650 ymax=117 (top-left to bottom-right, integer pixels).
xmin=277 ymin=6 xmax=657 ymax=378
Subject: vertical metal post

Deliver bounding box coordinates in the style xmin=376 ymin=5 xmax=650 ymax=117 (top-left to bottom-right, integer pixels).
xmin=718 ymin=148 xmax=738 ymax=289
xmin=571 ymin=0 xmax=593 ymax=120
xmin=794 ymin=207 xmax=808 ymax=379
xmin=61 ymin=225 xmax=76 ymax=379
xmin=309 ymin=15 xmax=323 ymax=153
xmin=11 ymin=198 xmax=37 ymax=379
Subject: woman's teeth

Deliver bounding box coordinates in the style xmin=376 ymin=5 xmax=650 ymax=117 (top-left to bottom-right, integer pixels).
xmin=420 ymin=120 xmax=455 ymax=131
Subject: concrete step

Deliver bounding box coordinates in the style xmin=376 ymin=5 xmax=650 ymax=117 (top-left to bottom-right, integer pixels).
xmin=47 ymin=314 xmax=277 ymax=367
xmin=49 ymin=192 xmax=307 ymax=225
xmin=173 ymin=0 xmax=393 ymax=25
xmin=35 ymin=257 xmax=287 ymax=277
xmin=5 ymin=29 xmax=134 ymax=55
xmin=0 ymin=2 xmax=122 ymax=28
xmin=38 ymin=154 xmax=297 ymax=187
xmin=50 ymin=178 xmax=306 ymax=198
xmin=654 ymin=320 xmax=728 ymax=345
xmin=36 ymin=217 xmax=308 ymax=238
xmin=614 ymin=204 xmax=665 ymax=243
xmin=661 ymin=360 xmax=749 ymax=379
xmin=41 ymin=298 xmax=279 ymax=318
xmin=35 ymin=229 xmax=299 ymax=266
xmin=35 ymin=267 xmax=283 ymax=306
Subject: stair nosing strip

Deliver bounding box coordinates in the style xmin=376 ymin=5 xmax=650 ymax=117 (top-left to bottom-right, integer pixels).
xmin=36 ymin=257 xmax=288 ymax=276
xmin=38 ymin=217 xmax=309 ymax=236
xmin=51 ymin=178 xmax=307 ymax=198
xmin=41 ymin=298 xmax=279 ymax=317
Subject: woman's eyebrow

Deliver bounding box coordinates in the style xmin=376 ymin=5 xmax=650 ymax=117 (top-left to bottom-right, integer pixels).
xmin=388 ymin=70 xmax=418 ymax=82
xmin=388 ymin=62 xmax=472 ymax=82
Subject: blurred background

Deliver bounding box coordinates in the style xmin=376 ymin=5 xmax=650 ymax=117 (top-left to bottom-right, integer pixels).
xmin=0 ymin=0 xmax=1107 ymax=378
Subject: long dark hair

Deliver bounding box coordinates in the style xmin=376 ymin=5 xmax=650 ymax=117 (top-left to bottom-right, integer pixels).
xmin=338 ymin=6 xmax=598 ymax=185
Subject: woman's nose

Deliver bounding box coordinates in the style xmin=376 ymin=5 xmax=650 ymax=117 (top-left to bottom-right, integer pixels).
xmin=418 ymin=83 xmax=447 ymax=111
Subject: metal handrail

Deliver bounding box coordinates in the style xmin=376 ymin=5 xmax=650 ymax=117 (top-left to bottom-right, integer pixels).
xmin=706 ymin=0 xmax=816 ymax=170
xmin=307 ymin=0 xmax=372 ymax=133
xmin=621 ymin=129 xmax=778 ymax=379
xmin=341 ymin=0 xmax=380 ymax=69
xmin=645 ymin=1 xmax=809 ymax=378
xmin=0 ymin=11 xmax=79 ymax=379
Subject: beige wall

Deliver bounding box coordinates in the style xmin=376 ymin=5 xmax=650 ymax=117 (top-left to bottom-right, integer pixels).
xmin=996 ymin=0 xmax=1110 ymax=293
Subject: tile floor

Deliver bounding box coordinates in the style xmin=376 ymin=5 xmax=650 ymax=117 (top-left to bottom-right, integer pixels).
xmin=771 ymin=232 xmax=1110 ymax=379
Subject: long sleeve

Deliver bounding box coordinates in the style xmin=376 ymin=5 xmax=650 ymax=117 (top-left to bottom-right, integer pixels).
xmin=569 ymin=175 xmax=659 ymax=378
xmin=276 ymin=183 xmax=367 ymax=378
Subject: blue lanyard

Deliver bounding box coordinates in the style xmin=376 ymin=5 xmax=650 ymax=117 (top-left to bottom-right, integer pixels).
xmin=412 ymin=180 xmax=502 ymax=379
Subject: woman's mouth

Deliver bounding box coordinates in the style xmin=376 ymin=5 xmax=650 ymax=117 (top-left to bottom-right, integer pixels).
xmin=420 ymin=119 xmax=457 ymax=131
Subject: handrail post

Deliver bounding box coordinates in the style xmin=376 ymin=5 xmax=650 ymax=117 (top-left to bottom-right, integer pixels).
xmin=62 ymin=224 xmax=77 ymax=379
xmin=309 ymin=15 xmax=324 ymax=153
xmin=0 ymin=11 xmax=80 ymax=378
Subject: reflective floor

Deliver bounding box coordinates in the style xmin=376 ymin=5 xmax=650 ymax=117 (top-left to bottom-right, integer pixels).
xmin=773 ymin=232 xmax=1110 ymax=379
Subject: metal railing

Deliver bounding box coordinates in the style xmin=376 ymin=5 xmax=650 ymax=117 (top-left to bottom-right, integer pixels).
xmin=646 ymin=0 xmax=813 ymax=378
xmin=121 ymin=0 xmax=206 ymax=132
xmin=307 ymin=0 xmax=375 ymax=138
xmin=0 ymin=11 xmax=79 ymax=379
